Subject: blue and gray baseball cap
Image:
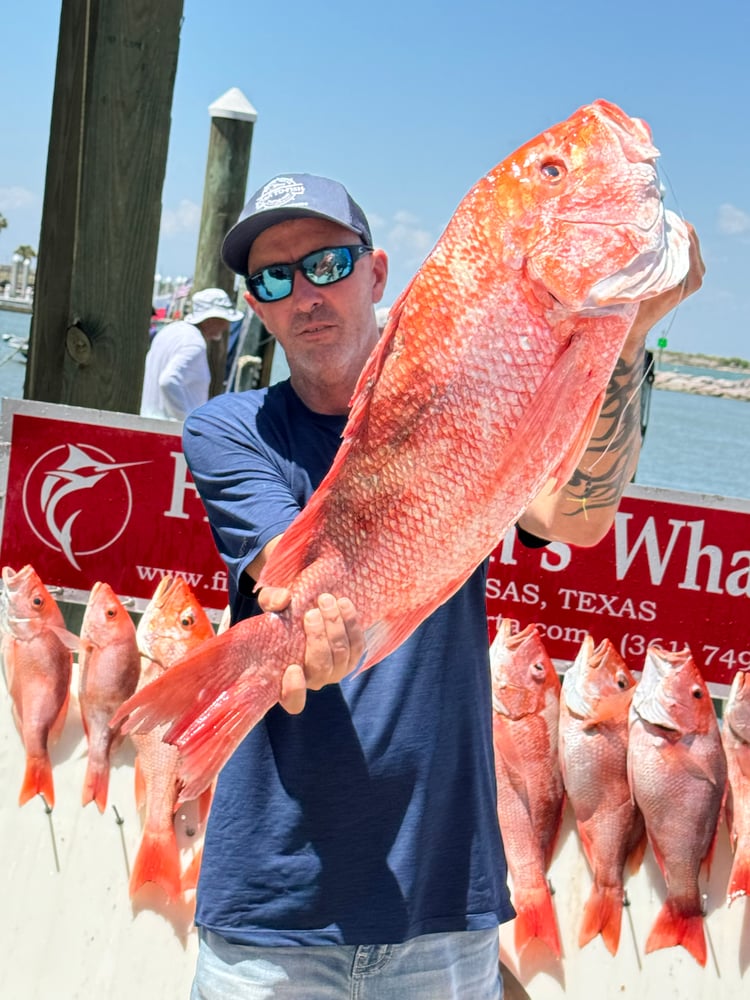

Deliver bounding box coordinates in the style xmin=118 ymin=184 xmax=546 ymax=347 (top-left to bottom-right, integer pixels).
xmin=221 ymin=173 xmax=373 ymax=276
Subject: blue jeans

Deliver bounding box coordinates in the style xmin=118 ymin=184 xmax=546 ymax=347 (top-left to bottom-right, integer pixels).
xmin=191 ymin=927 xmax=503 ymax=999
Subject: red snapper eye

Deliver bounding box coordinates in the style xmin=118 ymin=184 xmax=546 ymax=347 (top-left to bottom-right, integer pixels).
xmin=540 ymin=159 xmax=566 ymax=183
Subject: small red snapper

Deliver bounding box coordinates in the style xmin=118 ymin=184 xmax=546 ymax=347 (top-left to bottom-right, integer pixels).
xmin=128 ymin=575 xmax=215 ymax=901
xmin=1 ymin=564 xmax=75 ymax=807
xmin=722 ymin=668 xmax=750 ymax=905
xmin=78 ymin=581 xmax=140 ymax=812
xmin=559 ymin=635 xmax=645 ymax=954
xmin=491 ymin=619 xmax=564 ymax=958
xmin=627 ymin=644 xmax=727 ymax=966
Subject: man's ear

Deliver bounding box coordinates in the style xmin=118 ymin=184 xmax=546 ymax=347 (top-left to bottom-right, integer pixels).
xmin=371 ymin=249 xmax=389 ymax=304
xmin=244 ymin=290 xmax=268 ymax=327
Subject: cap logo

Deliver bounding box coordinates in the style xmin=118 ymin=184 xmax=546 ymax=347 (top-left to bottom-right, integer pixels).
xmin=255 ymin=177 xmax=307 ymax=211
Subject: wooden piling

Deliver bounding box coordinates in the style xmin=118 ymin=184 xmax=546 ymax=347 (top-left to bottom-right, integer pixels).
xmin=192 ymin=88 xmax=258 ymax=397
xmin=24 ymin=0 xmax=183 ymax=412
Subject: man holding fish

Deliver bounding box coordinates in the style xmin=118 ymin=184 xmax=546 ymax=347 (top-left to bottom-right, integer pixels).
xmin=138 ymin=105 xmax=704 ymax=997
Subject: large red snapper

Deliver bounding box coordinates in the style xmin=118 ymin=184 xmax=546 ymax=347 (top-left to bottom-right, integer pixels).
xmin=722 ymin=668 xmax=750 ymax=905
xmin=1 ymin=564 xmax=75 ymax=807
xmin=128 ymin=575 xmax=215 ymax=902
xmin=559 ymin=635 xmax=645 ymax=954
xmin=627 ymin=645 xmax=727 ymax=966
xmin=115 ymin=100 xmax=691 ymax=800
xmin=491 ymin=620 xmax=564 ymax=958
xmin=79 ymin=581 xmax=141 ymax=812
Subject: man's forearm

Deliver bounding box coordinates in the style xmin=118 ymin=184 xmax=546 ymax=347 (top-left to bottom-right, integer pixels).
xmin=518 ymin=337 xmax=647 ymax=547
xmin=560 ymin=339 xmax=646 ymax=520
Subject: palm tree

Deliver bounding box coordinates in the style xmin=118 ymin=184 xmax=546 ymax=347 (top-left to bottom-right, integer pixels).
xmin=15 ymin=244 xmax=37 ymax=261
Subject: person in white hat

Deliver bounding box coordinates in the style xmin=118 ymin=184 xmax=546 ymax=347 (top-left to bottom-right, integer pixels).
xmin=140 ymin=287 xmax=244 ymax=421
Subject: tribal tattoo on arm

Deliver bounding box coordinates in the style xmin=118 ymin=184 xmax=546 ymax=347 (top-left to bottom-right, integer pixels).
xmin=564 ymin=348 xmax=647 ymax=520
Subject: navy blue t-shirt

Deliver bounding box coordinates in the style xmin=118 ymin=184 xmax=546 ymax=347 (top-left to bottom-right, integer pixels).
xmin=182 ymin=379 xmax=514 ymax=945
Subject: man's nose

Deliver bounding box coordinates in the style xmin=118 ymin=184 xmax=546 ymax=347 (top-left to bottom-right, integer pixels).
xmin=290 ymin=269 xmax=324 ymax=306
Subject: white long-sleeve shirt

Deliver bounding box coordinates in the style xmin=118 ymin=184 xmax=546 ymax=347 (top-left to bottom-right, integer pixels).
xmin=140 ymin=320 xmax=210 ymax=421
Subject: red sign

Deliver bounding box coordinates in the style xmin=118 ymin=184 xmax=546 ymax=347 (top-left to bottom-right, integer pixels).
xmin=2 ymin=401 xmax=749 ymax=689
xmin=486 ymin=485 xmax=750 ymax=690
xmin=0 ymin=400 xmax=228 ymax=612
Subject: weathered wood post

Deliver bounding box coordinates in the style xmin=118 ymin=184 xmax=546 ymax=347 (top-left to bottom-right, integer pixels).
xmin=192 ymin=87 xmax=258 ymax=397
xmin=24 ymin=0 xmax=183 ymax=411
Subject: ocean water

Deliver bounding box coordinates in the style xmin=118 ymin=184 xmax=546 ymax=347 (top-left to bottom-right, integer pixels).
xmin=637 ymin=386 xmax=750 ymax=500
xmin=1 ymin=308 xmax=747 ymax=502
xmin=0 ymin=310 xmax=29 ymax=400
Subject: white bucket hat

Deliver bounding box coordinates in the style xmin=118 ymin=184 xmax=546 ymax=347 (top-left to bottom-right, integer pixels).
xmin=185 ymin=287 xmax=244 ymax=325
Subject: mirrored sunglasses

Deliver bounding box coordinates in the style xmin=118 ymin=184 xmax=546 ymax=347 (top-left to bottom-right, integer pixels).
xmin=245 ymin=244 xmax=374 ymax=302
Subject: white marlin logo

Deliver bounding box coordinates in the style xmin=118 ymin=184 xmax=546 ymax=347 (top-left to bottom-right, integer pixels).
xmin=24 ymin=444 xmax=149 ymax=570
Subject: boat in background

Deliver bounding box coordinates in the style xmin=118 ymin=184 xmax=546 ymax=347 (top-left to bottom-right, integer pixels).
xmin=0 ymin=333 xmax=28 ymax=364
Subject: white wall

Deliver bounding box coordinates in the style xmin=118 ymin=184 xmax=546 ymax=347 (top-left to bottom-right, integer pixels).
xmin=2 ymin=677 xmax=749 ymax=998
xmin=499 ymin=804 xmax=750 ymax=998
xmin=1 ymin=682 xmax=200 ymax=999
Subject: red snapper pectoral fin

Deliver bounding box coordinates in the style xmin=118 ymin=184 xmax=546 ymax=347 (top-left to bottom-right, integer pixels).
xmin=581 ymin=691 xmax=635 ymax=731
xmin=501 ymin=314 xmax=633 ymax=499
xmin=668 ymin=741 xmax=726 ymax=787
xmin=543 ymin=384 xmax=605 ymax=496
xmin=49 ymin=625 xmax=84 ymax=652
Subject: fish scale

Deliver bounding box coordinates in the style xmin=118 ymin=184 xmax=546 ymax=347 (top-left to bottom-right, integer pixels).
xmin=114 ymin=100 xmax=690 ymax=802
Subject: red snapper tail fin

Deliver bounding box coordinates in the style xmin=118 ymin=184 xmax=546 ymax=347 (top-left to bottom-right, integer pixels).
xmin=512 ymin=885 xmax=562 ymax=959
xmin=645 ymin=899 xmax=707 ymax=967
xmin=19 ymin=752 xmax=55 ymax=808
xmin=81 ymin=756 xmax=110 ymax=813
xmin=129 ymin=826 xmax=182 ymax=902
xmin=112 ymin=614 xmax=289 ymax=801
xmin=579 ymin=884 xmax=624 ymax=955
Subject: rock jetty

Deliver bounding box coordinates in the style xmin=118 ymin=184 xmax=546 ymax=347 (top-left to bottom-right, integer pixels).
xmin=652 ymin=351 xmax=750 ymax=401
xmin=654 ymin=370 xmax=750 ymax=401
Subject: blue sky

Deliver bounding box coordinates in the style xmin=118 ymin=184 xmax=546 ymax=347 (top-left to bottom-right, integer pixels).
xmin=1 ymin=1 xmax=748 ymax=358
